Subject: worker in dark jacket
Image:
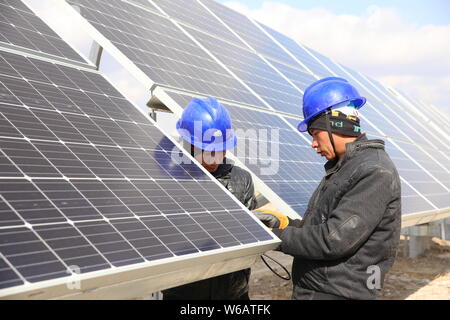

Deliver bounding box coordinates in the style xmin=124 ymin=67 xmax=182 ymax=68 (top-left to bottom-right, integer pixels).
xmin=163 ymin=97 xmax=257 ymax=300
xmin=255 ymin=77 xmax=402 ymax=300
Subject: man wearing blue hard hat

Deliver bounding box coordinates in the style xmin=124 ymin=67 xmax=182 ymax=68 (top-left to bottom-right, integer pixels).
xmin=163 ymin=97 xmax=257 ymax=300
xmin=255 ymin=77 xmax=402 ymax=300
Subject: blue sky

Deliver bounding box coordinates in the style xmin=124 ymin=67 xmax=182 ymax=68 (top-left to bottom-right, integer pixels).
xmin=218 ymin=0 xmax=450 ymax=26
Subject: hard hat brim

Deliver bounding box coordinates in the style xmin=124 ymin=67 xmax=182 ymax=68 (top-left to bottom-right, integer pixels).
xmin=297 ymin=97 xmax=366 ymax=133
xmin=177 ymin=120 xmax=237 ymax=152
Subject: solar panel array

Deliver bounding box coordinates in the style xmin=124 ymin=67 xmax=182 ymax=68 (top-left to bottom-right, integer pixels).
xmin=67 ymin=0 xmax=263 ymax=107
xmin=0 ymin=2 xmax=277 ymax=294
xmin=0 ymin=51 xmax=275 ymax=291
xmin=62 ymin=0 xmax=449 ymax=221
xmin=163 ymin=90 xmax=324 ymax=214
xmin=0 ymin=0 xmax=87 ymax=64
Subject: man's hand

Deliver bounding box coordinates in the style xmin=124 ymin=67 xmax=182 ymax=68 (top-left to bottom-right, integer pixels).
xmin=252 ymin=209 xmax=289 ymax=230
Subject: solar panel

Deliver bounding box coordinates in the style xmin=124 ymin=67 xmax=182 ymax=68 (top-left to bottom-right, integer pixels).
xmin=347 ymin=72 xmax=439 ymax=148
xmin=160 ymin=89 xmax=449 ymax=218
xmin=127 ymin=0 xmax=159 ymax=11
xmin=65 ymin=0 xmax=314 ymax=117
xmin=154 ymin=0 xmax=317 ymax=116
xmin=256 ymin=22 xmax=332 ymax=78
xmin=0 ymin=0 xmax=87 ymax=64
xmin=331 ymin=64 xmax=450 ymax=152
xmin=424 ymin=102 xmax=450 ymax=125
xmin=394 ymin=141 xmax=450 ymax=191
xmin=399 ymin=181 xmax=435 ymax=215
xmin=0 ymin=50 xmax=277 ymax=295
xmin=372 ymin=137 xmax=450 ymax=212
xmin=150 ymin=0 xmax=244 ymax=45
xmin=301 ymin=52 xmax=450 ymax=171
xmin=294 ymin=55 xmax=409 ymax=138
xmin=199 ymin=0 xmax=300 ymax=68
xmin=265 ymin=59 xmax=317 ymax=93
xmin=393 ymin=90 xmax=450 ymax=145
xmin=65 ymin=0 xmax=263 ymax=108
xmin=157 ymin=89 xmax=325 ymax=216
xmin=57 ymin=0 xmax=449 ymax=227
xmin=183 ymin=26 xmax=304 ymax=116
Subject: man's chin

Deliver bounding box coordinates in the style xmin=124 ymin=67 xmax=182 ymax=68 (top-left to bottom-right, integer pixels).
xmin=205 ymin=165 xmax=220 ymax=173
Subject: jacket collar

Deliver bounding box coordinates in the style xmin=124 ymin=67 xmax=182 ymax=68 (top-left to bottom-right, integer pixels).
xmin=211 ymin=158 xmax=235 ymax=179
xmin=324 ymin=134 xmax=385 ymax=176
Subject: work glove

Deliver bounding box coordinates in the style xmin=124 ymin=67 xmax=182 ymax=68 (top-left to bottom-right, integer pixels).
xmin=252 ymin=209 xmax=289 ymax=230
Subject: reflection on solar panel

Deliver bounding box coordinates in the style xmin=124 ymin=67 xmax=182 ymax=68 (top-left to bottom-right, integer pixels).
xmin=151 ymin=0 xmax=243 ymax=45
xmin=0 ymin=0 xmax=86 ymax=63
xmin=0 ymin=51 xmax=275 ymax=293
xmin=66 ymin=0 xmax=316 ymax=117
xmin=369 ymin=136 xmax=448 ymax=214
xmin=162 ymin=90 xmax=325 ymax=215
xmin=257 ymin=23 xmax=332 ymax=78
xmin=319 ymin=62 xmax=450 ymax=152
xmin=199 ymin=0 xmax=299 ymax=67
xmin=184 ymin=26 xmax=303 ymax=115
xmin=155 ymin=0 xmax=316 ymax=116
xmin=66 ymin=0 xmax=263 ymax=107
xmin=392 ymin=89 xmax=450 ymax=148
xmin=58 ymin=0 xmax=449 ymax=226
xmin=348 ymin=72 xmax=440 ymax=148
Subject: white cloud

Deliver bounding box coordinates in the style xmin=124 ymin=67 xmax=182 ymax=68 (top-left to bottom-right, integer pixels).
xmin=224 ymin=1 xmax=450 ymax=112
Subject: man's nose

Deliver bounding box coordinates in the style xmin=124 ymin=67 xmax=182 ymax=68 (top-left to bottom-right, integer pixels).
xmin=311 ymin=140 xmax=318 ymax=149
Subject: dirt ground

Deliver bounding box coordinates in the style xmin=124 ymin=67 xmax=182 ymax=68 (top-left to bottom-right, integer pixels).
xmin=249 ymin=237 xmax=450 ymax=300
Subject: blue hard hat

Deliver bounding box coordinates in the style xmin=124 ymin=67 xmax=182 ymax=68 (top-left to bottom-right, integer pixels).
xmin=298 ymin=77 xmax=366 ymax=132
xmin=176 ymin=97 xmax=237 ymax=152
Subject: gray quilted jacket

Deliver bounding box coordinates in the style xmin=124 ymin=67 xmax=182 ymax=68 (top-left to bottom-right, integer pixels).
xmin=273 ymin=134 xmax=402 ymax=300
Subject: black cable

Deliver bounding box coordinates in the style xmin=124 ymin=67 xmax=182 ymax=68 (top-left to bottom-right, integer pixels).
xmin=261 ymin=253 xmax=291 ymax=281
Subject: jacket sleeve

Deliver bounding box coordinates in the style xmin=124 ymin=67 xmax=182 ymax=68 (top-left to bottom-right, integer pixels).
xmin=230 ymin=167 xmax=258 ymax=210
xmin=242 ymin=171 xmax=258 ymax=210
xmin=275 ymin=165 xmax=397 ymax=260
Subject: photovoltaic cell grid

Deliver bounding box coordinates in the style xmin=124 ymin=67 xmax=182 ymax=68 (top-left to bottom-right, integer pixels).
xmin=311 ymin=55 xmax=450 ymax=155
xmin=367 ymin=135 xmax=450 ymax=213
xmin=391 ymin=89 xmax=450 ymax=151
xmin=150 ymin=0 xmax=244 ymax=45
xmin=127 ymin=0 xmax=159 ymax=11
xmin=375 ymin=88 xmax=450 ymax=155
xmin=257 ymin=23 xmax=333 ymax=79
xmin=66 ymin=0 xmax=263 ymax=108
xmin=164 ymin=90 xmax=324 ymax=215
xmin=359 ymin=76 xmax=450 ymax=162
xmin=0 ymin=51 xmax=273 ymax=290
xmin=184 ymin=26 xmax=304 ymax=116
xmin=67 ymin=0 xmax=312 ymax=117
xmin=0 ymin=0 xmax=86 ymax=64
xmin=268 ymin=59 xmax=317 ymax=93
xmin=394 ymin=141 xmax=450 ymax=192
xmin=199 ymin=0 xmax=300 ymax=68
xmin=154 ymin=0 xmax=315 ymax=116
xmin=62 ymin=1 xmax=449 ymax=216
xmin=348 ymin=70 xmax=436 ymax=148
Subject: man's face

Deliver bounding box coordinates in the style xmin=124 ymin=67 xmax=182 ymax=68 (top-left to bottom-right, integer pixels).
xmin=192 ymin=146 xmax=226 ymax=173
xmin=310 ymin=129 xmax=336 ymax=161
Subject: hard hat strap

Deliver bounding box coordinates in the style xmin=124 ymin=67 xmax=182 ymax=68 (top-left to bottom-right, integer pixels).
xmin=325 ymin=111 xmax=337 ymax=158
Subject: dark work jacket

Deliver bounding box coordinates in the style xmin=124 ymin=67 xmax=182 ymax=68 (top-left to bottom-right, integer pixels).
xmin=272 ymin=135 xmax=402 ymax=300
xmin=163 ymin=159 xmax=257 ymax=300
